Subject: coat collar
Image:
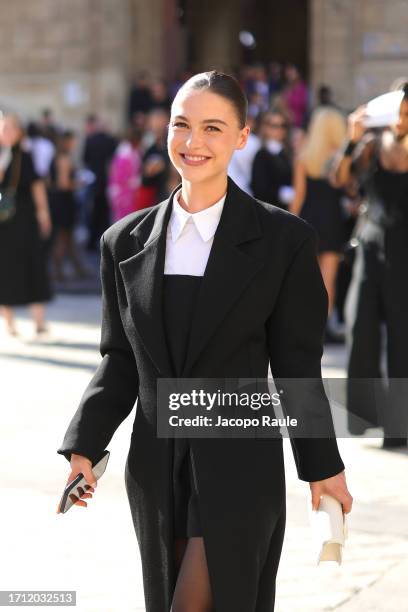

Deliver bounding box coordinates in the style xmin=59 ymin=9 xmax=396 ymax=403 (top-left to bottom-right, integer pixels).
xmin=119 ymin=175 xmax=264 ymax=378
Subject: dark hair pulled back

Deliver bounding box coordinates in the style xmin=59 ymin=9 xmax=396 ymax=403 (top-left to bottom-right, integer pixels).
xmin=175 ymin=70 xmax=248 ymax=129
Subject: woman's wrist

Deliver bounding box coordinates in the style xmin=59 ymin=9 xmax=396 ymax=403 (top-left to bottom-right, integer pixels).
xmin=343 ymin=139 xmax=358 ymax=157
xmin=36 ymin=208 xmax=50 ymax=220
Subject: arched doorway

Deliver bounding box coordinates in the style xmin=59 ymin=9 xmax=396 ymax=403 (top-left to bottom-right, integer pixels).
xmin=240 ymin=0 xmax=310 ymax=77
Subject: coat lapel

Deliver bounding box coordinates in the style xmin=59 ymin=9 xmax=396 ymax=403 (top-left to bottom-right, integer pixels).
xmin=118 ymin=176 xmax=264 ymax=378
xmin=118 ymin=185 xmax=178 ymax=378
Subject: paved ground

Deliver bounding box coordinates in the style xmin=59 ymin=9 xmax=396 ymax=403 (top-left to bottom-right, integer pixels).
xmin=0 ymin=294 xmax=406 ymax=611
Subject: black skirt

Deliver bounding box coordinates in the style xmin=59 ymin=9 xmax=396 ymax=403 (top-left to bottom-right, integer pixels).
xmin=299 ymin=176 xmax=346 ymax=253
xmin=162 ymin=273 xmax=203 ymax=538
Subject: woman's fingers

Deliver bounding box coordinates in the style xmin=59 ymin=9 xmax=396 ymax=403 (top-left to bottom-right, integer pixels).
xmin=348 ymin=105 xmax=367 ymax=141
xmin=310 ymin=472 xmax=353 ymax=514
xmin=81 ymin=466 xmax=98 ymax=489
xmin=311 ymin=486 xmax=322 ymax=511
xmin=69 ymin=493 xmax=87 ymax=507
xmin=64 ymin=479 xmax=96 ymax=510
xmin=323 ymin=480 xmax=353 ymax=514
xmin=340 ymin=490 xmax=353 ymax=514
xmin=68 ymin=486 xmax=94 ymax=508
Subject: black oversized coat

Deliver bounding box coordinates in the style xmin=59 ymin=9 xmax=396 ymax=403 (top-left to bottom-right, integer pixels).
xmin=57 ymin=176 xmax=345 ymax=611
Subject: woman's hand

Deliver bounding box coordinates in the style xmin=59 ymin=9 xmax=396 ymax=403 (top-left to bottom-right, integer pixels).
xmin=144 ymin=156 xmax=166 ymax=177
xmin=348 ymin=105 xmax=367 ymax=143
xmin=56 ymin=453 xmax=97 ymax=513
xmin=309 ymin=470 xmax=353 ymax=514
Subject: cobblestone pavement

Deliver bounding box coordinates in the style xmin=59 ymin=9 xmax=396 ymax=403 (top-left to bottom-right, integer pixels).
xmin=0 ymin=295 xmax=406 ymax=611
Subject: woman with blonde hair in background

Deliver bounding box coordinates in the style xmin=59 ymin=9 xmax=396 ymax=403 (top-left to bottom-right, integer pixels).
xmin=0 ymin=113 xmax=53 ymax=336
xmin=290 ymin=107 xmax=347 ymax=341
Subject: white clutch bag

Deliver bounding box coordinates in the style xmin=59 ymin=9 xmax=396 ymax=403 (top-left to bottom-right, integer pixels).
xmin=308 ymin=494 xmax=348 ymax=565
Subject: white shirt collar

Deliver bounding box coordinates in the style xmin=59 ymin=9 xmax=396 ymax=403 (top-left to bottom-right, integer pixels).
xmin=169 ymin=187 xmax=227 ymax=243
xmin=265 ymin=139 xmax=283 ymax=155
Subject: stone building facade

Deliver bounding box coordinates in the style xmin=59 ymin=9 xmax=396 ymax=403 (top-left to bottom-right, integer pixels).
xmin=0 ymin=0 xmax=407 ymax=130
xmin=311 ymin=0 xmax=408 ymax=111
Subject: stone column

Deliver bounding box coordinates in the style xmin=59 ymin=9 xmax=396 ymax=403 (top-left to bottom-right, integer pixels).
xmin=187 ymin=0 xmax=241 ymax=73
xmin=310 ymin=0 xmax=355 ymax=110
xmin=127 ymin=0 xmax=165 ymax=80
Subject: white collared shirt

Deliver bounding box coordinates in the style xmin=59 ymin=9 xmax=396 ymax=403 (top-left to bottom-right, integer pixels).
xmin=164 ymin=187 xmax=226 ymax=276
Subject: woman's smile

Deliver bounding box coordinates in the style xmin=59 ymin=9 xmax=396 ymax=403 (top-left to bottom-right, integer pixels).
xmin=179 ymin=153 xmax=212 ymax=166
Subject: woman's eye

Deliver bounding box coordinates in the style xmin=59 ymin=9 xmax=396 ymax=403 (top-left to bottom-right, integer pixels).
xmin=171 ymin=122 xmax=220 ymax=132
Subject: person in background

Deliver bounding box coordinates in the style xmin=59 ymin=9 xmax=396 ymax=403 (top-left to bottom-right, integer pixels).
xmin=247 ymin=90 xmax=269 ymax=117
xmin=228 ymin=110 xmax=261 ymax=194
xmin=48 ymin=130 xmax=88 ymax=281
xmin=250 ymin=109 xmax=293 ymax=209
xmin=134 ymin=108 xmax=171 ymax=210
xmin=250 ymin=63 xmax=271 ymax=109
xmin=25 ymin=122 xmax=55 ymax=178
xmin=334 ymin=85 xmax=408 ymax=448
xmin=0 ymin=113 xmax=53 ymax=336
xmin=107 ymin=126 xmax=143 ymax=222
xmin=150 ymin=78 xmax=172 ymax=113
xmin=82 ymin=114 xmax=117 ymax=250
xmin=268 ymin=61 xmax=283 ymax=98
xmin=39 ymin=108 xmax=59 ymax=145
xmin=318 ymin=84 xmax=335 ymax=107
xmin=128 ymin=70 xmax=154 ymax=124
xmin=282 ymin=63 xmax=309 ymax=128
xmin=290 ymin=107 xmax=347 ymax=341
xmin=302 ymin=84 xmax=342 ymax=130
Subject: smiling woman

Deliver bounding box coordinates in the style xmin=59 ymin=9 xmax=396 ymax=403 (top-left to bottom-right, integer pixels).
xmin=166 ymin=73 xmax=249 ymax=213
xmin=57 ymin=70 xmax=352 ymax=612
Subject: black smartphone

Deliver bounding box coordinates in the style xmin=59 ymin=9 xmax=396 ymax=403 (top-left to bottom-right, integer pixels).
xmin=58 ymin=450 xmax=110 ymax=514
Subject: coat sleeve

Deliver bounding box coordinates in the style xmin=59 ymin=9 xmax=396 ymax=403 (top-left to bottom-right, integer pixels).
xmin=56 ymin=233 xmax=139 ymax=465
xmin=266 ymin=228 xmax=345 ymax=482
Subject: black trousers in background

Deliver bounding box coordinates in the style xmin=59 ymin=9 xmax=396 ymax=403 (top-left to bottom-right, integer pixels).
xmin=344 ymin=222 xmax=408 ymax=438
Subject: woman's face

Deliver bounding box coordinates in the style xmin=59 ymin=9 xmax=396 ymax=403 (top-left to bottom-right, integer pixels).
xmin=64 ymin=136 xmax=77 ymax=153
xmin=261 ymin=113 xmax=288 ymax=143
xmin=0 ymin=116 xmax=22 ymax=147
xmin=394 ymin=99 xmax=408 ymax=139
xmin=285 ymin=65 xmax=299 ymax=83
xmin=168 ymin=89 xmax=249 ymax=184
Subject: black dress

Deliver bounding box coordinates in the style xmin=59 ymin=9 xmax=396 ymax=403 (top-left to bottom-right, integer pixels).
xmin=299 ymin=176 xmax=346 ymax=253
xmin=0 ymin=145 xmax=53 ymax=306
xmin=142 ymin=142 xmax=171 ymax=203
xmin=48 ymin=154 xmax=77 ymax=230
xmin=162 ymin=274 xmax=203 ymax=538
